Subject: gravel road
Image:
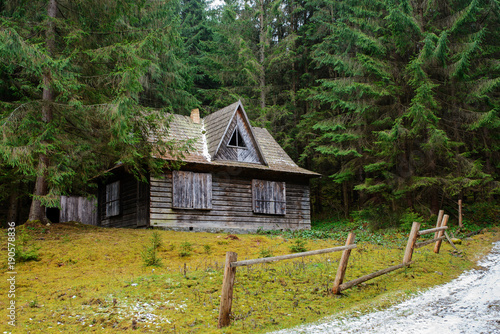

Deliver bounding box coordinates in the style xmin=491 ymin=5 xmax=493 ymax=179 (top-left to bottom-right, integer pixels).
xmin=270 ymin=241 xmax=500 ymax=334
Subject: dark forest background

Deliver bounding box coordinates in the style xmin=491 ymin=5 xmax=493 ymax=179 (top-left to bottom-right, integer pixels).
xmin=1 ymin=0 xmax=499 ymax=225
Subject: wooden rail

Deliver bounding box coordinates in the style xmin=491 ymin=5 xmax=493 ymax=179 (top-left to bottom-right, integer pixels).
xmin=415 ymin=236 xmax=445 ymax=249
xmin=338 ymin=262 xmax=413 ymax=292
xmin=418 ymin=226 xmax=448 ymax=236
xmin=230 ymin=244 xmax=357 ymax=268
xmin=218 ymin=209 xmax=459 ymax=328
xmin=218 ymin=234 xmax=356 ymax=328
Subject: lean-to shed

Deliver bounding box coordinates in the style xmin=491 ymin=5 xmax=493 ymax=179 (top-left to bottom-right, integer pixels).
xmin=97 ymin=101 xmax=320 ymax=232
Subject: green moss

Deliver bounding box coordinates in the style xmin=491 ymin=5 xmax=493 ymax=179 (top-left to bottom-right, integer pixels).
xmin=0 ymin=222 xmax=498 ymax=333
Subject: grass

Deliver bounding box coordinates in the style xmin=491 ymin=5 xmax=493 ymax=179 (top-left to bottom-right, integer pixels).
xmin=0 ymin=221 xmax=499 ymax=333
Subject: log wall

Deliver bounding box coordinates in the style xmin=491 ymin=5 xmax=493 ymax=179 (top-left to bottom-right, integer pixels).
xmin=150 ymin=172 xmax=311 ymax=232
xmin=98 ymin=173 xmax=149 ymax=228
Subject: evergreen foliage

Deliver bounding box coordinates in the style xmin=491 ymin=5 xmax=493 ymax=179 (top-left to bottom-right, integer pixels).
xmin=0 ymin=0 xmax=195 ymax=220
xmin=305 ymin=0 xmax=500 ymax=214
xmin=0 ymin=0 xmax=498 ymax=222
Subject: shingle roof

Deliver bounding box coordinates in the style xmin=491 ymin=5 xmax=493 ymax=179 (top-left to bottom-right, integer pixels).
xmin=157 ymin=101 xmax=320 ymax=177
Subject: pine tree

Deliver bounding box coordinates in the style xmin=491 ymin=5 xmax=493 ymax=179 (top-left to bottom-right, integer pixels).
xmin=307 ymin=0 xmax=500 ymax=213
xmin=0 ymin=0 xmax=195 ymax=222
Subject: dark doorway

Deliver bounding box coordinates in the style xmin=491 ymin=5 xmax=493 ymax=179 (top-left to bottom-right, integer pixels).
xmin=46 ymin=207 xmax=60 ymax=223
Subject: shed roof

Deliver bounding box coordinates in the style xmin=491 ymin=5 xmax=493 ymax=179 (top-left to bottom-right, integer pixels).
xmin=158 ymin=101 xmax=320 ymax=177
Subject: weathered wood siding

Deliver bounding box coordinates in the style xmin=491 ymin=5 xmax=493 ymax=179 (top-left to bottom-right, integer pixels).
xmin=98 ymin=173 xmax=149 ymax=228
xmin=60 ymin=196 xmax=98 ymax=225
xmin=150 ymin=172 xmax=310 ymax=232
xmin=214 ymin=109 xmax=263 ymax=164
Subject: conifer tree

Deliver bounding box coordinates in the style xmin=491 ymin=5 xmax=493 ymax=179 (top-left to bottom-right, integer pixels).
xmin=307 ymin=0 xmax=500 ymax=213
xmin=0 ymin=0 xmax=195 ymax=221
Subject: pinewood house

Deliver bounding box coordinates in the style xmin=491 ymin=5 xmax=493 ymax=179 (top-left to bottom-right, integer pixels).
xmin=97 ymin=101 xmax=320 ymax=232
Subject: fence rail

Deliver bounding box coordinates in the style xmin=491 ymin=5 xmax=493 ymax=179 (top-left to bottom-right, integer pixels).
xmin=217 ymin=209 xmax=456 ymax=328
xmin=230 ymin=244 xmax=357 ymax=268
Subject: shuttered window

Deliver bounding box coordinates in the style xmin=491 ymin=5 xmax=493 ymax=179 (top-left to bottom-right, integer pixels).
xmin=172 ymin=171 xmax=212 ymax=209
xmin=252 ymin=179 xmax=286 ymax=215
xmin=105 ymin=181 xmax=120 ymax=217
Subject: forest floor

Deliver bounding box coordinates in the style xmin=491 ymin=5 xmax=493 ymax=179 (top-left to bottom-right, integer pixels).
xmin=0 ymin=221 xmax=499 ymax=333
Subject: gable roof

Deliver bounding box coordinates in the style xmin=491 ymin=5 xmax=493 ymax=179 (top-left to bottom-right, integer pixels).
xmin=157 ymin=101 xmax=320 ymax=177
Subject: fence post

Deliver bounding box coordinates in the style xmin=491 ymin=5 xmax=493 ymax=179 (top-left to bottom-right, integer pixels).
xmin=332 ymin=232 xmax=355 ymax=294
xmin=403 ymin=222 xmax=421 ymax=264
xmin=458 ymin=200 xmax=463 ymax=228
xmin=434 ymin=210 xmax=445 ymax=240
xmin=434 ymin=215 xmax=449 ymax=254
xmin=218 ymin=251 xmax=238 ymax=328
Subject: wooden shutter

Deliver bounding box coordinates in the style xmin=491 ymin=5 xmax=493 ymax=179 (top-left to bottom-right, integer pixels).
xmin=105 ymin=181 xmax=120 ymax=217
xmin=173 ymin=171 xmax=212 ymax=209
xmin=252 ymin=180 xmax=286 ymax=215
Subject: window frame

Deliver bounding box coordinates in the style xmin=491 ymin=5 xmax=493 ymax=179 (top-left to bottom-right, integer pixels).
xmin=105 ymin=181 xmax=120 ymax=217
xmin=227 ymin=127 xmax=247 ymax=149
xmin=172 ymin=171 xmax=212 ymax=210
xmin=252 ymin=179 xmax=286 ymax=215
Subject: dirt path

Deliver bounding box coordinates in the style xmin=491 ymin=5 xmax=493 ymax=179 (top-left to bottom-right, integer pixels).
xmin=270 ymin=241 xmax=500 ymax=334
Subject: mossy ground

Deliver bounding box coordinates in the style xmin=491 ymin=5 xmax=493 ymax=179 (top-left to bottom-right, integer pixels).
xmin=1 ymin=222 xmax=499 ymax=333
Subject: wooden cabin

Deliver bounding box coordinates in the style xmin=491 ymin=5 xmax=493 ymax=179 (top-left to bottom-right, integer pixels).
xmin=97 ymin=101 xmax=320 ymax=232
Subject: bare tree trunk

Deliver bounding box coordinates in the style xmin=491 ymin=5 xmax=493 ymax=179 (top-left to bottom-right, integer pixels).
xmin=258 ymin=0 xmax=266 ymax=111
xmin=28 ymin=0 xmax=56 ymax=222
xmin=7 ymin=190 xmax=19 ymax=227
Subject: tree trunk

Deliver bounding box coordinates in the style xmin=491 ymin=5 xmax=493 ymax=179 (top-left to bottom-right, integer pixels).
xmin=6 ymin=189 xmax=19 ymax=227
xmin=258 ymin=0 xmax=266 ymax=111
xmin=28 ymin=0 xmax=57 ymax=222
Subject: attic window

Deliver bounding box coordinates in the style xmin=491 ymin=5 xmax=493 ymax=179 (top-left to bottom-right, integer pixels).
xmin=228 ymin=128 xmax=246 ymax=148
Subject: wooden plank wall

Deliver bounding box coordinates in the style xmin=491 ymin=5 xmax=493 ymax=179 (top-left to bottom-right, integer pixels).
xmin=98 ymin=174 xmax=149 ymax=228
xmin=60 ymin=196 xmax=98 ymax=225
xmin=150 ymin=172 xmax=311 ymax=232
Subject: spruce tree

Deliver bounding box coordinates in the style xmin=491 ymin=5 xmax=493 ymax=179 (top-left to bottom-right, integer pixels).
xmin=307 ymin=0 xmax=500 ymax=213
xmin=0 ymin=0 xmax=195 ymax=221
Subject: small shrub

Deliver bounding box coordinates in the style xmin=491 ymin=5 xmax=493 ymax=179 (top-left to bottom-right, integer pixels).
xmin=258 ymin=247 xmax=273 ymax=258
xmin=151 ymin=231 xmax=162 ymax=249
xmin=289 ymin=238 xmax=307 ymax=253
xmin=141 ymin=231 xmax=163 ymax=267
xmin=16 ymin=228 xmax=40 ymax=262
xmin=29 ymin=299 xmax=40 ymax=308
xmin=179 ymin=242 xmax=193 ymax=257
xmin=400 ymin=209 xmax=423 ymax=231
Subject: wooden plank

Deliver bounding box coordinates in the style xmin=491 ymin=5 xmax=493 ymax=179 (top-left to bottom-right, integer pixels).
xmin=434 ymin=210 xmax=445 ymax=240
xmin=415 ymin=236 xmax=446 ymax=249
xmin=149 ymin=214 xmax=307 ymax=224
xmin=332 ymin=232 xmax=355 ymax=294
xmin=218 ymin=252 xmax=238 ymax=328
xmin=458 ymin=199 xmax=463 ymax=228
xmin=150 ymin=220 xmax=308 ymax=231
xmin=434 ymin=214 xmax=449 ymax=254
xmin=403 ymin=222 xmax=421 ymax=264
xmin=418 ymin=226 xmax=448 ymax=236
xmin=149 ymin=206 xmax=309 ymax=216
xmin=444 ymin=231 xmax=459 ymax=251
xmin=338 ymin=262 xmax=413 ymax=293
xmin=231 ymin=244 xmax=357 ymax=267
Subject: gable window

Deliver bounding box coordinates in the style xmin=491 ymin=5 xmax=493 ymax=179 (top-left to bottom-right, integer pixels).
xmin=172 ymin=171 xmax=212 ymax=209
xmin=105 ymin=181 xmax=120 ymax=217
xmin=228 ymin=127 xmax=246 ymax=148
xmin=252 ymin=179 xmax=286 ymax=215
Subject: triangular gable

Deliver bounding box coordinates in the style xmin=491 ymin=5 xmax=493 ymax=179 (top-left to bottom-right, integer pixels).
xmin=209 ymin=101 xmax=267 ymax=165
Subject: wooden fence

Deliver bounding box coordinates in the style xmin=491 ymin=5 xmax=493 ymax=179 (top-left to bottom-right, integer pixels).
xmin=217 ymin=209 xmax=453 ymax=328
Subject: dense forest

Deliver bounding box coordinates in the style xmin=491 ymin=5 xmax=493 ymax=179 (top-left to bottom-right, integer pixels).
xmin=1 ymin=0 xmax=499 ymax=224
